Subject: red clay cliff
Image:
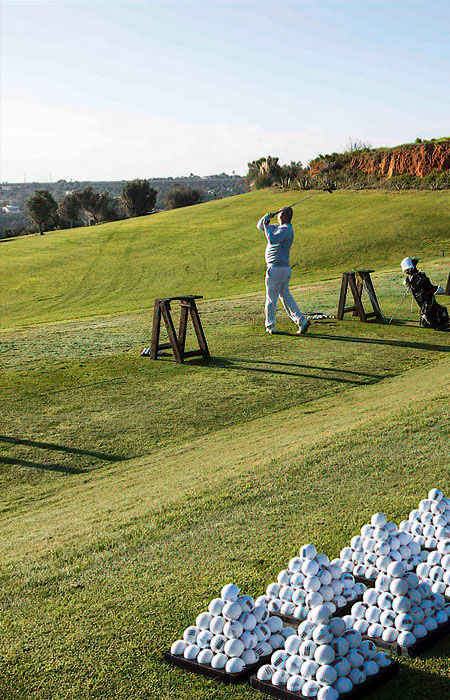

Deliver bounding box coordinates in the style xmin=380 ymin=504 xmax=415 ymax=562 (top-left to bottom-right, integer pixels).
xmin=310 ymin=140 xmax=450 ymax=179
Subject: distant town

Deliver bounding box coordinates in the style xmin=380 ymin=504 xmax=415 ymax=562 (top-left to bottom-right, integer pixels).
xmin=0 ymin=173 xmax=246 ymax=238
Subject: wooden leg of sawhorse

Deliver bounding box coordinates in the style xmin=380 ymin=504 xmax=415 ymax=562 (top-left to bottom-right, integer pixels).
xmin=160 ymin=301 xmax=184 ymax=363
xmin=348 ymin=274 xmax=367 ymax=321
xmin=189 ymin=300 xmax=210 ymax=358
xmin=363 ymin=275 xmax=383 ymax=318
xmin=149 ymin=300 xmax=162 ymax=359
xmin=338 ymin=272 xmax=366 ymax=321
xmin=178 ymin=303 xmax=189 ymax=357
xmin=337 ymin=274 xmax=349 ymax=320
xmin=353 ymin=279 xmax=363 ymax=317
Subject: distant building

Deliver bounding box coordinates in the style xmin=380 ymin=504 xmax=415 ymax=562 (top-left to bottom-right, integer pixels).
xmin=2 ymin=205 xmax=21 ymax=214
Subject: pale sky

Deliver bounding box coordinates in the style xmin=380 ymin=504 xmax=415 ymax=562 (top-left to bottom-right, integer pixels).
xmin=1 ymin=0 xmax=450 ymax=182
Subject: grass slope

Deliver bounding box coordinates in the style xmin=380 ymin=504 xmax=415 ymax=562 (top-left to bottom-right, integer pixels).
xmin=2 ymin=353 xmax=450 ymax=564
xmin=2 ymin=267 xmax=450 ymax=496
xmin=1 ymin=355 xmax=450 ymax=700
xmin=1 ymin=274 xmax=450 ymax=698
xmin=2 ymin=191 xmax=450 ymax=698
xmin=2 ymin=189 xmax=450 ymax=328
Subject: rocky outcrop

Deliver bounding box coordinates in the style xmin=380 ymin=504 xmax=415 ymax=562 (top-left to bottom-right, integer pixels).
xmin=309 ymin=140 xmax=450 ymax=179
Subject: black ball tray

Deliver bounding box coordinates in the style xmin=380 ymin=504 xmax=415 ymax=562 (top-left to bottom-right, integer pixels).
xmin=250 ymin=659 xmax=399 ymax=699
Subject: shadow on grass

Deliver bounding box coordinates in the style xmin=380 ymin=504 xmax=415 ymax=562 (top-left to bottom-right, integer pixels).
xmin=0 ymin=455 xmax=83 ymax=474
xmin=0 ymin=435 xmax=123 ymax=462
xmin=191 ymin=356 xmax=382 ymax=385
xmin=236 ymin=357 xmax=384 ymax=379
xmin=388 ymin=318 xmax=421 ymax=328
xmin=382 ymin=662 xmax=450 ymax=699
xmin=307 ymin=333 xmax=450 ymax=352
xmin=418 ymin=623 xmax=450 ymax=660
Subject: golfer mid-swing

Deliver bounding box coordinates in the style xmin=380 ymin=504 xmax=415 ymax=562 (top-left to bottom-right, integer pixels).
xmin=257 ymin=207 xmax=310 ymax=335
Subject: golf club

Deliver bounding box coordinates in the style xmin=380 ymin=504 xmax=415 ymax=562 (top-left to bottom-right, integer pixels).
xmin=388 ymin=287 xmax=410 ymax=324
xmin=268 ymin=188 xmax=334 ymax=218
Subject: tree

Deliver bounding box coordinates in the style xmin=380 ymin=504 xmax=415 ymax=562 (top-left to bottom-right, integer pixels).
xmin=58 ymin=192 xmax=83 ymax=229
xmin=165 ymin=184 xmax=205 ymax=210
xmin=26 ymin=190 xmax=58 ymax=235
xmin=121 ymin=179 xmax=157 ymax=217
xmin=246 ymin=156 xmax=282 ymax=189
xmin=77 ymin=187 xmax=102 ymax=223
xmin=96 ymin=192 xmax=120 ymax=222
xmin=77 ymin=187 xmax=119 ymax=223
xmin=279 ymin=160 xmax=304 ymax=188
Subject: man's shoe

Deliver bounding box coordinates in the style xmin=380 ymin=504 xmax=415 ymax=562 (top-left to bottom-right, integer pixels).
xmin=266 ymin=328 xmax=277 ymax=335
xmin=297 ymin=319 xmax=311 ymax=335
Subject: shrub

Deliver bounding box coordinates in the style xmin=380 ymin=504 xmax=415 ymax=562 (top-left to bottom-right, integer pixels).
xmin=76 ymin=187 xmax=120 ymax=223
xmin=420 ymin=170 xmax=450 ymax=190
xmin=246 ymin=156 xmax=282 ymax=189
xmin=164 ymin=185 xmax=205 ymax=209
xmin=384 ymin=174 xmax=419 ymax=190
xmin=58 ymin=192 xmax=83 ymax=229
xmin=121 ymin=179 xmax=157 ymax=217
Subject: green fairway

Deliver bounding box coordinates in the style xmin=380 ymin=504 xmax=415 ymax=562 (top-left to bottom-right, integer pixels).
xmin=2 ymin=189 xmax=450 ymax=328
xmin=1 ymin=344 xmax=450 ymax=700
xmin=2 ymin=264 xmax=449 ymax=496
xmin=1 ymin=191 xmax=450 ymax=699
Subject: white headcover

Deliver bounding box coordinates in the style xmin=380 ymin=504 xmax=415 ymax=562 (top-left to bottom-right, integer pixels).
xmin=401 ymin=257 xmax=415 ymax=273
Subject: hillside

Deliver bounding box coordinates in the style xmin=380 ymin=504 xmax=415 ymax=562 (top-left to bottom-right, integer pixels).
xmin=1 ymin=273 xmax=450 ymax=700
xmin=309 ymin=139 xmax=450 ymax=181
xmin=0 ymin=175 xmax=246 ymax=238
xmin=2 ymin=189 xmax=450 ymax=328
xmin=1 ymin=185 xmax=450 ymax=699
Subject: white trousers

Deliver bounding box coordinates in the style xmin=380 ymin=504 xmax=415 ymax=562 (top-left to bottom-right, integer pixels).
xmin=265 ymin=265 xmax=305 ymax=330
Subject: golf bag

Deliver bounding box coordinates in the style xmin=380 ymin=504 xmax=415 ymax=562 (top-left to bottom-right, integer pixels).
xmin=408 ymin=270 xmax=449 ymax=331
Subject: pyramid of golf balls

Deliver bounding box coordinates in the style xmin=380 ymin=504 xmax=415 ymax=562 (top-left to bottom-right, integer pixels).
xmin=256 ymin=606 xmax=393 ymax=699
xmin=339 ymin=512 xmax=421 ymax=581
xmin=416 ymin=540 xmax=450 ymax=597
xmin=399 ymin=488 xmax=450 ymax=549
xmin=169 ymin=583 xmax=289 ymax=674
xmin=260 ymin=544 xmax=366 ymax=622
xmin=345 ymin=561 xmax=448 ymax=648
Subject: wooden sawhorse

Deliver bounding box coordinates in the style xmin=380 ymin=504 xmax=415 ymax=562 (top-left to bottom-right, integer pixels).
xmin=142 ymin=295 xmax=210 ymax=363
xmin=337 ymin=270 xmax=383 ymax=322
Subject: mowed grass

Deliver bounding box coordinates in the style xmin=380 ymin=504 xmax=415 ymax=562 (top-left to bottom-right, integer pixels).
xmin=2 ymin=265 xmax=450 ymax=500
xmin=1 ymin=191 xmax=450 ymax=698
xmin=1 ymin=366 xmax=450 ymax=700
xmin=2 ymin=189 xmax=450 ymax=328
xmin=1 ymin=266 xmax=450 ymax=698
